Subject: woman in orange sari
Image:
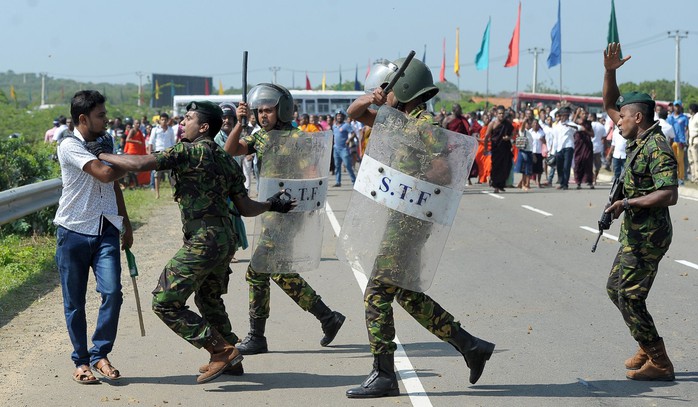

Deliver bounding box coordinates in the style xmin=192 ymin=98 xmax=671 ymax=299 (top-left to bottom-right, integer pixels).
xmin=123 ymin=119 xmax=148 ymax=187
xmin=475 ymin=113 xmax=492 ymax=184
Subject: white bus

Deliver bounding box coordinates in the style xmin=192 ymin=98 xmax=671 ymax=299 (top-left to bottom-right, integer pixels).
xmin=172 ymin=90 xmax=365 ymax=117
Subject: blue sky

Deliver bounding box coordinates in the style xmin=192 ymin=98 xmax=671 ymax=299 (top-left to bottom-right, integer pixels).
xmin=3 ymin=0 xmax=697 ymax=96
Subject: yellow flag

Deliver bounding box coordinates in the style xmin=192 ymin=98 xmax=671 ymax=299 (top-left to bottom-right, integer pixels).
xmin=218 ymin=79 xmax=224 ymax=95
xmin=155 ymin=80 xmax=160 ymax=100
xmin=322 ymin=71 xmax=326 ymax=91
xmin=10 ymin=85 xmax=16 ymax=101
xmin=454 ymin=27 xmax=460 ymax=77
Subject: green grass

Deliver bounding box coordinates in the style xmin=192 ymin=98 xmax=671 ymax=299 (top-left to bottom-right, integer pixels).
xmin=0 ymin=184 xmax=172 ymax=327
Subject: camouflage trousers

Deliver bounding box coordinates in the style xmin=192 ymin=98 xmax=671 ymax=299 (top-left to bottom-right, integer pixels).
xmin=152 ymin=222 xmax=239 ymax=348
xmin=606 ymin=244 xmax=668 ymax=345
xmin=245 ymin=264 xmax=321 ymax=319
xmin=364 ymin=277 xmax=461 ymax=355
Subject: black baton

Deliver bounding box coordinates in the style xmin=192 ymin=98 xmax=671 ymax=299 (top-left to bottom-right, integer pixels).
xmin=383 ymin=50 xmax=416 ymax=94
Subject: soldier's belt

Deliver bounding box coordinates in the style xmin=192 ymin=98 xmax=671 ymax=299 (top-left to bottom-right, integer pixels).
xmin=183 ymin=216 xmax=231 ymax=234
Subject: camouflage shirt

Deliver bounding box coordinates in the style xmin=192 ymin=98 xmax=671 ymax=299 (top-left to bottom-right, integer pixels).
xmin=620 ymin=121 xmax=678 ymax=248
xmin=243 ymin=127 xmax=311 ymax=177
xmin=394 ymin=108 xmax=448 ymax=179
xmin=154 ymin=137 xmax=246 ymax=224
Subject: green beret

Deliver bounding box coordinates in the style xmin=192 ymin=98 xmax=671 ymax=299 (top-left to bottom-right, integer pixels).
xmin=616 ymin=92 xmax=655 ymax=110
xmin=186 ymin=100 xmax=223 ymax=118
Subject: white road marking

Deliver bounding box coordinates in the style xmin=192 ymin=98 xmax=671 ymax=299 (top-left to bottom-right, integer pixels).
xmin=580 ymin=226 xmax=618 ymax=241
xmin=521 ymin=205 xmax=553 ymax=216
xmin=680 ymin=195 xmax=698 ymax=202
xmin=326 ymin=202 xmax=433 ymax=407
xmin=481 ymin=191 xmax=504 ymax=199
xmin=675 ymin=260 xmax=698 ymax=270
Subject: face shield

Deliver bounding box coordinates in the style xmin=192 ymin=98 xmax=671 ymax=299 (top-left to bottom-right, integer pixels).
xmin=364 ymin=61 xmax=398 ymax=93
xmin=247 ymin=85 xmax=283 ymax=111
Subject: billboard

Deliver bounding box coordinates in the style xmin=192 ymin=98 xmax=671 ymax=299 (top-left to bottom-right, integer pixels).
xmin=151 ymin=73 xmax=213 ymax=110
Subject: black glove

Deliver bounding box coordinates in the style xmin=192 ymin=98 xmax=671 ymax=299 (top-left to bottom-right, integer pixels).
xmin=267 ymin=189 xmax=295 ymax=213
xmin=85 ymin=140 xmax=106 ymax=158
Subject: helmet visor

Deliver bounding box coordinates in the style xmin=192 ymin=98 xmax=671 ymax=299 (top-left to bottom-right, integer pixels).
xmin=248 ymin=85 xmax=282 ymax=110
xmin=364 ymin=62 xmax=398 ymax=93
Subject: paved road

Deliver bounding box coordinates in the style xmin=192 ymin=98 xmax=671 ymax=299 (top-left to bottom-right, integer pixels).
xmin=2 ymin=174 xmax=697 ymax=407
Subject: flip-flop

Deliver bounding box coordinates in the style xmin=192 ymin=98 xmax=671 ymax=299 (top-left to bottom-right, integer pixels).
xmin=93 ymin=358 xmax=121 ymax=381
xmin=73 ymin=365 xmax=100 ymax=384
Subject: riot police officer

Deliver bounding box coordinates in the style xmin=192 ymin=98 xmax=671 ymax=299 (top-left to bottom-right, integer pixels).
xmin=223 ymin=83 xmax=345 ymax=355
xmin=344 ymin=58 xmax=496 ymax=398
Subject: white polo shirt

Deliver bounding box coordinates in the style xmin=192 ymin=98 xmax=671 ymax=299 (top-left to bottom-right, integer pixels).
xmin=54 ymin=129 xmax=122 ymax=235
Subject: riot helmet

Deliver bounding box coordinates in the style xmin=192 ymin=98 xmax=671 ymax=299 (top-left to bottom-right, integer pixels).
xmin=364 ymin=59 xmax=397 ymax=93
xmin=385 ymin=58 xmax=439 ymax=104
xmin=247 ymin=83 xmax=294 ymax=124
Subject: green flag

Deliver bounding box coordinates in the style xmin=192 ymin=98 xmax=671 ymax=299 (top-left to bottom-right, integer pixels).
xmin=607 ymin=0 xmax=621 ymax=58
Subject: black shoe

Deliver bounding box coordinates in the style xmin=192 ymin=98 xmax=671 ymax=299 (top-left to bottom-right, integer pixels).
xmin=235 ymin=318 xmax=268 ymax=355
xmin=310 ymin=301 xmax=346 ymax=347
xmin=448 ymin=327 xmax=495 ymax=384
xmin=332 ymin=183 xmax=341 ymax=187
xmin=346 ymin=354 xmax=399 ymax=398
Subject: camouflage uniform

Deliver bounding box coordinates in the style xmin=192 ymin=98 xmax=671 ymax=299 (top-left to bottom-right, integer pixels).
xmin=366 ymin=109 xmax=464 ymax=354
xmin=151 ymin=137 xmax=246 ymax=348
xmin=243 ymin=127 xmax=323 ymax=318
xmin=606 ymin=122 xmax=678 ymax=344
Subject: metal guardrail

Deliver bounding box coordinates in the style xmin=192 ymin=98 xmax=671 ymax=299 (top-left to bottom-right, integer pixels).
xmin=0 ymin=178 xmax=62 ymax=225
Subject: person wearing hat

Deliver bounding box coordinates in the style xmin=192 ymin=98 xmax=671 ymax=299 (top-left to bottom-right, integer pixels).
xmin=666 ymin=99 xmax=688 ymax=184
xmin=602 ymin=43 xmax=678 ymax=382
xmin=345 ymin=57 xmax=495 ymax=398
xmin=87 ymin=100 xmax=296 ymax=384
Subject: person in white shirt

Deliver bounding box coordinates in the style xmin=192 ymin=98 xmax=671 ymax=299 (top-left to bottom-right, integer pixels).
xmin=147 ymin=113 xmax=176 ymax=198
xmin=54 ymin=90 xmax=132 ymax=384
xmin=590 ymin=113 xmax=607 ymax=184
xmin=609 ymin=123 xmax=627 ymax=181
xmin=688 ymin=104 xmax=698 ymax=183
xmin=552 ymin=107 xmax=580 ymax=190
xmin=657 ymin=108 xmax=676 ymax=146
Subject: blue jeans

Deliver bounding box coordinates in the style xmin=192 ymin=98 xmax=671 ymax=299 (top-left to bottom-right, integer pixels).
xmin=333 ymin=146 xmax=356 ymax=185
xmin=612 ymin=157 xmax=626 ymax=181
xmin=55 ymin=224 xmax=123 ymax=367
xmin=556 ymin=147 xmax=574 ymax=188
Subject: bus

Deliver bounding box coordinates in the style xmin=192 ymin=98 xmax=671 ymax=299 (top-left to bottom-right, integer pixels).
xmin=172 ymin=90 xmax=365 ymax=117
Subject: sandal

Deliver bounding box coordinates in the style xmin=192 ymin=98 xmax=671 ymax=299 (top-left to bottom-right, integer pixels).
xmin=73 ymin=365 xmax=99 ymax=384
xmin=93 ymin=358 xmax=121 ymax=381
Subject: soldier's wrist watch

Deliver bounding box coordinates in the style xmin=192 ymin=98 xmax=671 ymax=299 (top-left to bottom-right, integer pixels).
xmin=623 ymin=198 xmax=631 ymax=211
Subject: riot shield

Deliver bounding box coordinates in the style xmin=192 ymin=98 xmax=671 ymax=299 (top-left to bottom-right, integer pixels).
xmin=336 ymin=106 xmax=477 ymax=292
xmin=251 ymin=129 xmax=332 ymax=274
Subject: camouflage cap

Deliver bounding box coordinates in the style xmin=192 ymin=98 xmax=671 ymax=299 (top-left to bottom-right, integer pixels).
xmin=186 ymin=100 xmax=223 ymax=118
xmin=616 ymin=92 xmax=655 ymax=110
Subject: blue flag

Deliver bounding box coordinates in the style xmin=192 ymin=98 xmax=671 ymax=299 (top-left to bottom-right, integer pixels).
xmin=475 ymin=18 xmax=491 ymax=71
xmin=354 ymin=65 xmax=360 ymax=90
xmin=547 ymin=0 xmax=561 ymax=68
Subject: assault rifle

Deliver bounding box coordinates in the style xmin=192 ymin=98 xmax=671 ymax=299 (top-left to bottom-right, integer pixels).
xmin=591 ymin=177 xmax=624 ymax=253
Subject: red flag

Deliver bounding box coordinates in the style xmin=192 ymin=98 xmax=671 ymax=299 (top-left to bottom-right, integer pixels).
xmin=439 ymin=38 xmax=446 ymax=82
xmin=305 ymin=72 xmax=311 ymax=90
xmin=204 ymin=80 xmax=210 ymax=95
xmin=365 ymin=58 xmax=371 ymax=79
xmin=505 ymin=2 xmax=521 ymax=67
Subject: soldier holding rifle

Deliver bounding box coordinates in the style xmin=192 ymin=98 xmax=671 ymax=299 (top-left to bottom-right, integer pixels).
xmin=602 ymin=42 xmax=678 ymax=381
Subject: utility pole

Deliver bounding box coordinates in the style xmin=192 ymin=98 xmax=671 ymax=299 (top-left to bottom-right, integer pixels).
xmin=668 ymin=30 xmax=688 ymax=102
xmin=527 ymin=48 xmax=544 ymax=94
xmin=40 ymin=72 xmax=47 ymax=106
xmin=136 ymin=71 xmax=144 ymax=107
xmin=269 ymin=66 xmax=280 ymax=85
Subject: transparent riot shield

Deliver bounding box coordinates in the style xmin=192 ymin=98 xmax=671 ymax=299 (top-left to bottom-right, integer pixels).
xmin=251 ymin=129 xmax=332 ymax=274
xmin=336 ymin=106 xmax=477 ymax=291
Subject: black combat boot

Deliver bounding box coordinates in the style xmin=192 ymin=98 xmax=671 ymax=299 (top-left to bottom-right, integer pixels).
xmin=346 ymin=353 xmax=399 ymax=398
xmin=448 ymin=327 xmax=495 ymax=384
xmin=235 ymin=318 xmax=268 ymax=355
xmin=309 ymin=300 xmax=346 ymax=347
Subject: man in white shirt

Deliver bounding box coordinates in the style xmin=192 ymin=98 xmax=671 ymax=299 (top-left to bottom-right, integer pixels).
xmin=552 ymin=107 xmax=579 ymax=190
xmin=688 ymin=104 xmax=698 ymax=183
xmin=609 ymin=124 xmax=627 ymax=181
xmin=657 ymin=108 xmax=676 ymax=146
xmin=591 ymin=113 xmax=607 ymax=184
xmin=147 ymin=113 xmax=176 ymax=198
xmin=54 ymin=90 xmax=132 ymax=384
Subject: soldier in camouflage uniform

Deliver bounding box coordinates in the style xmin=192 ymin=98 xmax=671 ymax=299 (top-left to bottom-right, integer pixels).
xmin=602 ymin=43 xmax=679 ymax=382
xmin=91 ymin=101 xmax=294 ymax=384
xmin=344 ymin=58 xmax=495 ymax=399
xmin=223 ymin=83 xmax=345 ymax=355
